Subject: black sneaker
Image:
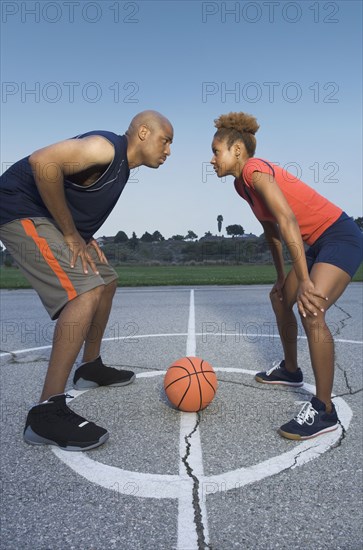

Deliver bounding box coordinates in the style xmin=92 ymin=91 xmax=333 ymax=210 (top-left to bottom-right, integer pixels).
xmin=23 ymin=394 xmax=109 ymax=451
xmin=278 ymin=396 xmax=339 ymax=440
xmin=73 ymin=356 xmax=135 ymax=390
xmin=255 ymin=360 xmax=303 ymax=387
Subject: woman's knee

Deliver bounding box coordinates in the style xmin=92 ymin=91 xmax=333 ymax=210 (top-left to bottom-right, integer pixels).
xmin=300 ymin=311 xmax=330 ymax=338
xmin=270 ymin=290 xmax=292 ymax=315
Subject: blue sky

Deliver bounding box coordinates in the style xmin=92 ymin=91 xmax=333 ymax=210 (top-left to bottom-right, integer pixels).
xmin=1 ymin=0 xmax=362 ymax=239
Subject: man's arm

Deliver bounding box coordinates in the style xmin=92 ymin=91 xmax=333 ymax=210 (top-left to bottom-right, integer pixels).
xmin=28 ymin=136 xmax=114 ymax=273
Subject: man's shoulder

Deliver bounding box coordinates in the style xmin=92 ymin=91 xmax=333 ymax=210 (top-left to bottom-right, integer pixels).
xmin=73 ymin=130 xmax=123 ymax=142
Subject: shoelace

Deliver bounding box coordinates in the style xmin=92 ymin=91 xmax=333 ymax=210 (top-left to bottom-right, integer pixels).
xmin=266 ymin=361 xmax=282 ymax=376
xmin=294 ymin=402 xmax=318 ymax=426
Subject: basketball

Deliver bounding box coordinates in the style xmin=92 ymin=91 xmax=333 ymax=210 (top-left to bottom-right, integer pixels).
xmin=164 ymin=356 xmax=218 ymax=412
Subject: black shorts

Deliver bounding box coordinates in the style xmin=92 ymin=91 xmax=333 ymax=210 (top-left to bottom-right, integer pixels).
xmin=306 ymin=213 xmax=363 ymax=278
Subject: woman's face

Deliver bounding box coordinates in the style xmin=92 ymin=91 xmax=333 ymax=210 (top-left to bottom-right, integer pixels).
xmin=210 ymin=137 xmax=241 ymax=178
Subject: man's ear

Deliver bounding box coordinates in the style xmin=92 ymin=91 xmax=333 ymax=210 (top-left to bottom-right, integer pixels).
xmin=138 ymin=124 xmax=150 ymax=141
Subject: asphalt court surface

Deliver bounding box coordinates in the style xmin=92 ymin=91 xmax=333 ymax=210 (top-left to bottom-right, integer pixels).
xmin=0 ymin=284 xmax=362 ymax=550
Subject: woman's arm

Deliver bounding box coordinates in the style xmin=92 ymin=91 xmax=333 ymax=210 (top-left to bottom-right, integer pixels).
xmin=261 ymin=220 xmax=285 ymax=278
xmin=261 ymin=220 xmax=286 ymax=301
xmin=252 ymin=171 xmax=327 ymax=316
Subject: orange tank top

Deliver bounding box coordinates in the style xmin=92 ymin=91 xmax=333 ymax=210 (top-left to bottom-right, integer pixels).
xmin=234 ymin=158 xmax=342 ymax=245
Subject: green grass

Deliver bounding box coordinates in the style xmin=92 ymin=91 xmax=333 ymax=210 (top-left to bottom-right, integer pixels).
xmin=115 ymin=264 xmax=280 ymax=286
xmin=1 ymin=263 xmax=362 ymax=289
xmin=0 ymin=267 xmax=32 ymax=289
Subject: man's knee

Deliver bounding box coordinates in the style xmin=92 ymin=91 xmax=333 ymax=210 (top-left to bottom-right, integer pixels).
xmin=105 ymin=279 xmax=117 ymax=294
xmin=101 ymin=280 xmax=117 ymax=303
xmin=85 ymin=284 xmax=105 ymax=305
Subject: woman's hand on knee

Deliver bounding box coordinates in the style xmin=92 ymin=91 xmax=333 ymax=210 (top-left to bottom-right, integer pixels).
xmin=297 ymin=279 xmax=328 ymax=318
xmin=270 ymin=275 xmax=287 ymax=302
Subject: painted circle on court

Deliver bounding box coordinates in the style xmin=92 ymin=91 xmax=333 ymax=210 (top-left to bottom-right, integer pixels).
xmin=52 ymin=366 xmax=353 ymax=499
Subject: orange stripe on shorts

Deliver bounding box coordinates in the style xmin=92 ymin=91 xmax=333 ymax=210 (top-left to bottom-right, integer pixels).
xmin=21 ymin=219 xmax=78 ymax=301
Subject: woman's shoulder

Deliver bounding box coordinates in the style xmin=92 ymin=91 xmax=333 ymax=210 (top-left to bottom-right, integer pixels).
xmin=243 ymin=158 xmax=276 ymax=185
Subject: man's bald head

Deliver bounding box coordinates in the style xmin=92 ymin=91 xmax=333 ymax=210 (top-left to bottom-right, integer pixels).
xmin=125 ymin=110 xmax=173 ymax=169
xmin=126 ymin=110 xmax=173 ymax=137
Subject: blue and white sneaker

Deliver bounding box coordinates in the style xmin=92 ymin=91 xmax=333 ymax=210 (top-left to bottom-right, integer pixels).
xmin=278 ymin=396 xmax=339 ymax=440
xmin=255 ymin=360 xmax=303 ymax=387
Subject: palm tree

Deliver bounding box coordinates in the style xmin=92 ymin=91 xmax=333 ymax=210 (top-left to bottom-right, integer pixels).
xmin=217 ymin=214 xmax=223 ymax=234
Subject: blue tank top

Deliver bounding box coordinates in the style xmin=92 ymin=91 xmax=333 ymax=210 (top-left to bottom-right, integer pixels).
xmin=0 ymin=130 xmax=130 ymax=241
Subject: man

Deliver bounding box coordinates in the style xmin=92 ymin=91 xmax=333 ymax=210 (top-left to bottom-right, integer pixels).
xmin=0 ymin=110 xmax=173 ymax=451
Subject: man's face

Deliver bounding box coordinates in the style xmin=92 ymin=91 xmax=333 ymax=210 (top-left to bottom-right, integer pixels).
xmin=142 ymin=122 xmax=173 ymax=168
xmin=210 ymin=137 xmax=239 ymax=178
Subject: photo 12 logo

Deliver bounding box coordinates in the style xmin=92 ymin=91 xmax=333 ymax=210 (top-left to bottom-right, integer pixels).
xmin=1 ymin=2 xmax=140 ymax=24
xmin=201 ymin=81 xmax=340 ymax=104
xmin=1 ymin=81 xmax=140 ymax=104
xmin=0 ymin=320 xmax=140 ymax=346
xmin=202 ymin=161 xmax=340 ymax=185
xmin=201 ymin=2 xmax=340 ymax=24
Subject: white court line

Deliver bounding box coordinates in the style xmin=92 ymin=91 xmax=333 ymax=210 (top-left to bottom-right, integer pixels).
xmin=53 ymin=372 xmax=352 ymax=500
xmin=186 ymin=289 xmax=196 ymax=357
xmin=178 ymin=289 xmax=210 ymax=550
xmin=1 ymin=333 xmax=361 ymax=359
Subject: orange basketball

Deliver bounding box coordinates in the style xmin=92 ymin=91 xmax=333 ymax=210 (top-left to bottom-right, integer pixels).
xmin=164 ymin=356 xmax=218 ymax=412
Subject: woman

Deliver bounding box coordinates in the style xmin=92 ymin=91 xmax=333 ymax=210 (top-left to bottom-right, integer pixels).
xmin=210 ymin=112 xmax=362 ymax=440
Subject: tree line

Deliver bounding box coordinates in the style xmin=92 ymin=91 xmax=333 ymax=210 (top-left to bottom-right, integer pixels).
xmin=112 ymin=214 xmax=363 ymax=245
xmin=113 ymin=224 xmax=246 ymax=245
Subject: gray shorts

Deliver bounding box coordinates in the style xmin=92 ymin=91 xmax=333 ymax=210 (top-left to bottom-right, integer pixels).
xmin=0 ymin=217 xmax=118 ymax=319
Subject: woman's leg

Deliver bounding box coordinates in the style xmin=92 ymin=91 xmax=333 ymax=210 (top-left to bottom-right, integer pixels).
xmin=300 ymin=262 xmax=351 ymax=411
xmin=270 ymin=268 xmax=299 ymax=371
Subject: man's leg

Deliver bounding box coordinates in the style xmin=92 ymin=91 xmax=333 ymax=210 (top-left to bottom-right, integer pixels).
xmin=40 ymin=285 xmax=104 ymax=402
xmin=72 ymin=278 xmax=135 ymax=389
xmin=81 ymin=280 xmax=117 ymax=363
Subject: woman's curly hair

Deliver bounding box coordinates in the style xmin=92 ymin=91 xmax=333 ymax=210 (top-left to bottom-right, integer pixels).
xmin=214 ymin=112 xmax=259 ymax=157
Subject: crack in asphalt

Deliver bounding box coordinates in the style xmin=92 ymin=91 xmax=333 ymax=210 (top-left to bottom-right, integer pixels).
xmin=331 ymin=301 xmax=361 ymax=397
xmin=332 ymin=387 xmax=363 ymax=397
xmin=290 ymin=441 xmax=320 ymax=468
xmin=181 ymin=412 xmax=212 ymax=550
xmin=284 ymin=420 xmax=346 ymax=470
xmin=330 ymin=420 xmax=348 ymax=449
xmin=332 ymin=302 xmax=352 ymax=336
xmin=334 ymin=361 xmax=360 ymax=396
xmin=339 ymin=363 xmax=353 ymax=393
